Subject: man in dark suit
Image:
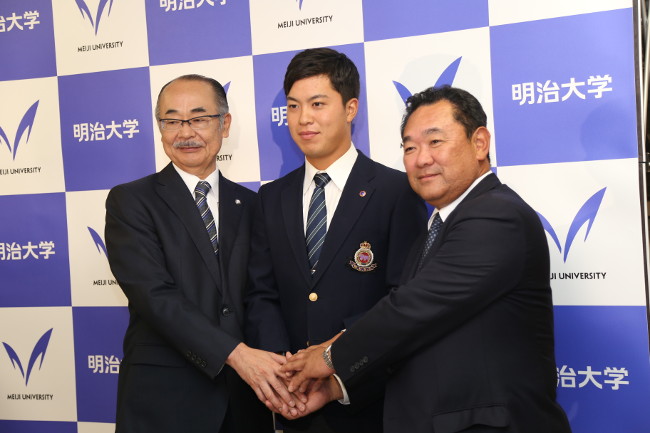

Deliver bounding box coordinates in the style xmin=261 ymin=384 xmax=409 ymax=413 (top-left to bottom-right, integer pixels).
xmin=282 ymin=86 xmax=572 ymax=433
xmin=244 ymin=48 xmax=426 ymax=433
xmin=105 ymin=74 xmax=298 ymax=433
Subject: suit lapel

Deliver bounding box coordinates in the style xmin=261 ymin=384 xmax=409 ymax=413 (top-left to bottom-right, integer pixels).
xmin=414 ymin=173 xmax=502 ymax=275
xmin=281 ymin=167 xmax=312 ymax=284
xmin=311 ymin=152 xmax=375 ymax=287
xmin=155 ymin=163 xmax=221 ymax=287
xmin=217 ymin=173 xmax=243 ymax=287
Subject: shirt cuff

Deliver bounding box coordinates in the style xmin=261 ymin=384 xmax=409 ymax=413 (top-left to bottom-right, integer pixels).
xmin=333 ymin=374 xmax=350 ymax=405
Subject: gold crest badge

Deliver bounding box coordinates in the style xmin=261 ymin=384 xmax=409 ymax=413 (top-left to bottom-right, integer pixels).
xmin=349 ymin=241 xmax=378 ymax=272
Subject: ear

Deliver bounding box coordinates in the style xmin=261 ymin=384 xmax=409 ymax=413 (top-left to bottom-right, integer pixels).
xmin=345 ymin=98 xmax=359 ymax=123
xmin=220 ymin=113 xmax=232 ymax=138
xmin=472 ymin=126 xmax=491 ymax=162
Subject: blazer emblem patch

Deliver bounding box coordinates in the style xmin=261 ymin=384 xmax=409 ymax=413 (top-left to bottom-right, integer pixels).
xmin=349 ymin=241 xmax=378 ymax=272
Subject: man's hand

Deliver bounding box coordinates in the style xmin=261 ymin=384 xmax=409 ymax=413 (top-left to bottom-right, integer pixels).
xmin=268 ymin=376 xmax=342 ymax=420
xmin=226 ymin=343 xmax=306 ymax=416
xmin=281 ymin=345 xmax=335 ymax=393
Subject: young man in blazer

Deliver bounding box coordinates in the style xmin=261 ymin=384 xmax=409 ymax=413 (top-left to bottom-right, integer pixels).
xmin=106 ymin=75 xmax=298 ymax=433
xmin=245 ymin=48 xmax=427 ymax=433
xmin=282 ymin=86 xmax=573 ymax=433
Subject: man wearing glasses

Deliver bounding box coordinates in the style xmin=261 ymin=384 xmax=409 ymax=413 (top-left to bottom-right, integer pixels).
xmin=105 ymin=75 xmax=296 ymax=433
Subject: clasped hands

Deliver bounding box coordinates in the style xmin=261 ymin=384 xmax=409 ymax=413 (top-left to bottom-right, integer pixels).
xmin=226 ymin=334 xmax=343 ymax=419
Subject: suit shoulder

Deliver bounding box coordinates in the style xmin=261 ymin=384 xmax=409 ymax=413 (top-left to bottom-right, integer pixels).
xmin=108 ymin=172 xmax=157 ymax=196
xmin=364 ymin=159 xmax=413 ymax=196
xmin=258 ymin=165 xmax=303 ymax=195
xmin=466 ymin=184 xmax=539 ymax=222
xmin=362 ymin=157 xmax=407 ymax=179
xmin=221 ymin=176 xmax=257 ymax=198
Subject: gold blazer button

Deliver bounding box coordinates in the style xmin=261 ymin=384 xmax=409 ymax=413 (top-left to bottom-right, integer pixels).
xmin=309 ymin=292 xmax=318 ymax=302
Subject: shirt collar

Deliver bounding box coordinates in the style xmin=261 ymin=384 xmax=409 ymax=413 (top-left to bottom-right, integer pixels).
xmin=435 ymin=171 xmax=493 ymax=223
xmin=172 ymin=163 xmax=220 ymax=198
xmin=303 ymin=143 xmax=358 ymax=194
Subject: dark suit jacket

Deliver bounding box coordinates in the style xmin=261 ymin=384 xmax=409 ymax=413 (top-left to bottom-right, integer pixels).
xmin=245 ymin=151 xmax=427 ymax=432
xmin=332 ymin=174 xmax=572 ymax=433
xmin=105 ymin=163 xmax=266 ymax=433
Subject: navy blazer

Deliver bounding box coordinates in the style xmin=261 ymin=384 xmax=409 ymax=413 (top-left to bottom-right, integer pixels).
xmin=245 ymin=151 xmax=427 ymax=432
xmin=332 ymin=174 xmax=572 ymax=433
xmin=106 ymin=163 xmax=263 ymax=433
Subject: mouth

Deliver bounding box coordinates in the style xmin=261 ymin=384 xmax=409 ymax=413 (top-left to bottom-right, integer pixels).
xmin=418 ymin=173 xmax=439 ymax=182
xmin=298 ymin=131 xmax=319 ymax=140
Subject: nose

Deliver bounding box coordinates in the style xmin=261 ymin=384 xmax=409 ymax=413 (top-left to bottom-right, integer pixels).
xmin=416 ymin=146 xmax=434 ymax=167
xmin=298 ymin=107 xmax=313 ymax=125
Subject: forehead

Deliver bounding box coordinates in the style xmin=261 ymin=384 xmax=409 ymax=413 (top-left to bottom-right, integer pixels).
xmin=159 ymin=80 xmax=218 ymax=113
xmin=287 ymin=74 xmax=339 ymax=99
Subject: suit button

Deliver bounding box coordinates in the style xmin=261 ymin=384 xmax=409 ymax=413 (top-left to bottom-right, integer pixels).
xmin=354 ymin=362 xmax=360 ymax=369
xmin=309 ymin=292 xmax=318 ymax=302
xmin=185 ymin=351 xmax=192 ymax=359
xmin=363 ymin=356 xmax=369 ymax=363
xmin=222 ymin=305 xmax=231 ymax=316
xmin=200 ymin=361 xmax=207 ymax=368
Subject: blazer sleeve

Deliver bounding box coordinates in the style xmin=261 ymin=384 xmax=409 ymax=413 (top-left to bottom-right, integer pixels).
xmin=332 ymin=194 xmax=542 ymax=387
xmin=105 ymin=184 xmax=240 ymax=378
xmin=243 ymin=192 xmax=291 ymax=353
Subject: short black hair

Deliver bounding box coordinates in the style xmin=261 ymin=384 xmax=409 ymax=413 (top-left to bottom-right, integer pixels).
xmin=400 ymin=86 xmax=487 ymax=139
xmin=155 ymin=74 xmax=229 ymax=124
xmin=284 ymin=48 xmax=360 ymax=104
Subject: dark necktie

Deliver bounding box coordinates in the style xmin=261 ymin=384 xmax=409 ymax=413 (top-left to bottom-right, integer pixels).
xmin=417 ymin=212 xmax=442 ymax=271
xmin=306 ymin=172 xmax=331 ymax=271
xmin=194 ymin=181 xmax=218 ymax=255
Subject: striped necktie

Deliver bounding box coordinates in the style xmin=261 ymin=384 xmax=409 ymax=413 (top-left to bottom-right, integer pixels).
xmin=306 ymin=172 xmax=331 ymax=272
xmin=194 ymin=181 xmax=218 ymax=255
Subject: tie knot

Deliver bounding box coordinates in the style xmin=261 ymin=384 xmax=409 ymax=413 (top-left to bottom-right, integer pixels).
xmin=195 ymin=181 xmax=211 ymax=197
xmin=431 ymin=212 xmax=442 ymax=228
xmin=314 ymin=172 xmax=331 ymax=189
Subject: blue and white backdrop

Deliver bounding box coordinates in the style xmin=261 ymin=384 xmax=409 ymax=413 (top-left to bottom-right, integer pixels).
xmin=0 ymin=1 xmax=648 ymax=432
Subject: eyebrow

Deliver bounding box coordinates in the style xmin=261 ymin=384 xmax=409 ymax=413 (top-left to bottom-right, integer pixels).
xmin=163 ymin=106 xmax=209 ymax=116
xmin=286 ymin=94 xmax=329 ymax=102
xmin=402 ymin=127 xmax=443 ymax=143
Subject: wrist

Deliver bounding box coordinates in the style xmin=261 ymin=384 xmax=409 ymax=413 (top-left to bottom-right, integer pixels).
xmin=226 ymin=342 xmax=245 ymax=366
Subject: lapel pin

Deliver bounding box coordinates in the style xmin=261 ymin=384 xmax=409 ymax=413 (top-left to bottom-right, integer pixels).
xmin=359 ymin=191 xmax=366 ymax=197
xmin=235 ymin=199 xmax=241 ymax=205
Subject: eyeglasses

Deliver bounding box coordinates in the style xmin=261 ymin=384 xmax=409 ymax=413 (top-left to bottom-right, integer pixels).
xmin=159 ymin=114 xmax=221 ymax=131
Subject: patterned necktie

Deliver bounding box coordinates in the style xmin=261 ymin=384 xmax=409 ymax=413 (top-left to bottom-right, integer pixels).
xmin=194 ymin=181 xmax=218 ymax=255
xmin=306 ymin=172 xmax=331 ymax=270
xmin=417 ymin=212 xmax=442 ymax=271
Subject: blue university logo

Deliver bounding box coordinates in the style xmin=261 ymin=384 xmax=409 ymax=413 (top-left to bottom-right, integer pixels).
xmin=75 ymin=0 xmax=115 ymax=35
xmin=3 ymin=328 xmax=53 ymax=386
xmin=393 ymin=57 xmax=462 ymax=104
xmin=537 ymin=187 xmax=606 ymax=262
xmin=0 ymin=101 xmax=39 ymax=161
xmin=87 ymin=227 xmax=108 ymax=257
